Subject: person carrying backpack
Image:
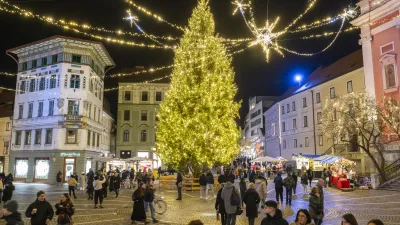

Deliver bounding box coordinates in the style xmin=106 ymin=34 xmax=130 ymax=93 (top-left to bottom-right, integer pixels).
xmin=1 ymin=200 xmax=23 ymax=225
xmin=283 ymin=174 xmax=295 ymax=205
xmin=274 ymin=173 xmax=284 ymax=205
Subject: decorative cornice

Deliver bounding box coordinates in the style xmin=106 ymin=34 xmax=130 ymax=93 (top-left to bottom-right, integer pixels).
xmin=358 ymin=35 xmax=373 ymax=45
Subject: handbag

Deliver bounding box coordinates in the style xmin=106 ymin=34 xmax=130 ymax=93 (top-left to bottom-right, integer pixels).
xmin=235 ymin=206 xmax=243 ymax=215
xmin=230 ymin=186 xmax=240 ymax=206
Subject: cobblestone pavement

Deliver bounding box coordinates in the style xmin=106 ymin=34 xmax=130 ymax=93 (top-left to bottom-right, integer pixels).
xmin=2 ymin=180 xmax=400 ymax=225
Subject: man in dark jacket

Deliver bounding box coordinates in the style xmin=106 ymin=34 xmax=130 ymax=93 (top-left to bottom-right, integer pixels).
xmin=112 ymin=172 xmax=121 ymax=198
xmin=261 ymin=200 xmax=288 ymax=225
xmin=25 ymin=191 xmax=54 ymax=225
xmin=274 ymin=173 xmax=284 ymax=204
xmin=1 ymin=200 xmax=23 ymax=225
xmin=291 ymin=172 xmax=298 ymax=195
xmin=176 ymin=172 xmax=183 ymax=200
xmin=144 ymin=182 xmax=158 ymax=223
xmin=218 ymin=172 xmax=226 ymax=185
xmin=2 ymin=181 xmax=15 ymax=203
xmin=316 ymin=179 xmax=325 ymax=224
xmin=199 ymin=173 xmax=207 ymax=199
xmin=215 ymin=184 xmax=226 ymax=225
xmin=206 ymin=171 xmax=215 ymax=199
xmin=283 ymin=174 xmax=295 ymax=205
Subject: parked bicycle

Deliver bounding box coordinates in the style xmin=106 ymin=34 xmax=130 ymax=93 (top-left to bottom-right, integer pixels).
xmin=154 ymin=194 xmax=167 ymax=214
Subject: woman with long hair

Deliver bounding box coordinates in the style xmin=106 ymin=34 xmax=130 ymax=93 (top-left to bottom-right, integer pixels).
xmin=341 ymin=214 xmax=358 ymax=225
xmin=131 ymin=182 xmax=148 ymax=224
xmin=289 ymin=209 xmax=314 ymax=225
xmin=55 ymin=193 xmax=75 ymax=225
xmin=309 ymin=187 xmax=323 ymax=225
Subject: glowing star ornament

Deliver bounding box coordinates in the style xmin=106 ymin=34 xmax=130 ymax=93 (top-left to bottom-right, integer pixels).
xmin=232 ymin=0 xmax=249 ymax=15
xmin=124 ymin=10 xmax=141 ymax=31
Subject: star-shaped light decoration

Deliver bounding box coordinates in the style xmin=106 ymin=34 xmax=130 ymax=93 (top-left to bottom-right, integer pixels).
xmin=232 ymin=0 xmax=249 ymax=16
xmin=124 ymin=10 xmax=140 ymax=29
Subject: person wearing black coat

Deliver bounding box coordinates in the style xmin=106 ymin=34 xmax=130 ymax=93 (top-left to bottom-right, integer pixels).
xmin=199 ymin=173 xmax=207 ymax=199
xmin=56 ymin=171 xmax=62 ymax=186
xmin=176 ymin=172 xmax=183 ymax=200
xmin=291 ymin=172 xmax=298 ymax=195
xmin=261 ymin=200 xmax=289 ymax=225
xmin=2 ymin=181 xmax=14 ymax=204
xmin=218 ymin=173 xmax=226 ymax=185
xmin=25 ymin=191 xmax=54 ymax=225
xmin=112 ymin=173 xmax=121 ymax=198
xmin=239 ymin=178 xmax=247 ymax=207
xmin=243 ymin=183 xmax=260 ymax=225
xmin=206 ymin=171 xmax=215 ymax=199
xmin=87 ymin=177 xmax=94 ymax=200
xmin=101 ymin=175 xmax=109 ymax=198
xmin=215 ymin=185 xmax=226 ymax=225
xmin=144 ymin=181 xmax=158 ymax=223
xmin=131 ymin=183 xmax=148 ymax=224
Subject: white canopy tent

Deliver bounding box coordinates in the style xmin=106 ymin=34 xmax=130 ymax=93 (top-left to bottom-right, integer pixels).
xmin=251 ymin=156 xmax=278 ymax=163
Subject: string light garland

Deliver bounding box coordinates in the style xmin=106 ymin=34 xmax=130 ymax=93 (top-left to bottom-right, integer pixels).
xmin=0 ymin=86 xmax=16 ymax=91
xmin=0 ymin=72 xmax=17 ymax=76
xmin=104 ymin=74 xmax=171 ymax=92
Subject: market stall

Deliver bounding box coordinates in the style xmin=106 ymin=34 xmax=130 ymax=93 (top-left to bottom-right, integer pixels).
xmin=292 ymin=154 xmax=323 ymax=178
xmin=315 ymin=155 xmax=356 ymax=189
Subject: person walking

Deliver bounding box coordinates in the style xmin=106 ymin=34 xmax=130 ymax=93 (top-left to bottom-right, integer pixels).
xmin=289 ymin=209 xmax=314 ymax=225
xmin=130 ymin=169 xmax=135 ymax=188
xmin=55 ymin=193 xmax=75 ymax=225
xmin=309 ymin=187 xmax=323 ymax=225
xmin=144 ymin=180 xmax=158 ymax=223
xmin=2 ymin=181 xmax=15 ymax=204
xmin=87 ymin=176 xmax=94 ymax=200
xmin=221 ymin=176 xmax=241 ymax=225
xmin=255 ymin=176 xmax=267 ymax=210
xmin=243 ymin=183 xmax=260 ymax=225
xmin=341 ymin=213 xmax=358 ymax=225
xmin=300 ymin=172 xmax=308 ymax=198
xmin=239 ymin=178 xmax=247 ymax=207
xmin=176 ymin=172 xmax=183 ymax=200
xmin=56 ymin=171 xmax=62 ymax=187
xmin=131 ymin=182 xmax=148 ymax=224
xmin=0 ymin=200 xmax=23 ymax=225
xmin=283 ymin=174 xmax=295 ymax=205
xmin=102 ymin=174 xmax=109 ymax=199
xmin=199 ymin=172 xmax=207 ymax=199
xmin=25 ymin=191 xmax=54 ymax=225
xmin=215 ymin=184 xmax=226 ymax=225
xmin=136 ymin=169 xmax=143 ymax=186
xmin=80 ymin=172 xmax=86 ymax=192
xmin=307 ymin=168 xmax=313 ymax=188
xmin=93 ymin=175 xmax=105 ymax=208
xmin=261 ymin=200 xmax=289 ymax=225
xmin=112 ymin=172 xmax=121 ymax=198
xmin=316 ymin=179 xmax=324 ymax=214
xmin=67 ymin=176 xmax=77 ymax=199
xmin=206 ymin=170 xmax=215 ymax=199
xmin=291 ymin=172 xmax=298 ymax=195
xmin=274 ymin=173 xmax=284 ymax=204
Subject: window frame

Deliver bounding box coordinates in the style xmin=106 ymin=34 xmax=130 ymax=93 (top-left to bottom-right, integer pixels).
xmin=141 ymin=110 xmax=148 ymax=121
xmin=48 ymin=100 xmax=54 ymax=116
xmin=123 ymin=110 xmax=130 ymax=121
xmin=303 ymin=97 xmax=307 ymax=108
xmin=28 ymin=103 xmax=33 ymax=118
xmin=293 ymin=118 xmax=297 ymax=129
xmin=123 ymin=130 xmax=130 ymax=142
xmin=317 ymin=112 xmax=322 ymax=124
xmin=39 ymin=77 xmax=46 ymax=91
xmin=347 ymin=80 xmax=353 ymax=93
xmin=25 ymin=130 xmax=31 ymax=145
xmin=45 ymin=129 xmax=52 ymax=144
xmin=35 ymin=130 xmax=41 ymax=145
xmin=66 ymin=129 xmax=78 ymax=144
xmin=71 ymin=55 xmax=82 ymax=64
xmin=283 ymin=140 xmax=286 ymax=149
xmin=15 ymin=131 xmax=22 ymax=145
xmin=38 ymin=102 xmax=43 ymax=117
xmin=282 ymin=122 xmax=286 ymax=132
xmin=124 ymin=91 xmax=131 ymax=101
xmin=140 ymin=130 xmax=147 ymax=142
xmin=70 ymin=75 xmax=80 ymax=89
xmin=155 ymin=91 xmax=162 ymax=101
xmin=42 ymin=57 xmax=47 ymax=66
xmin=316 ymin=92 xmax=321 ymax=104
xmin=330 ymin=87 xmax=336 ymax=99
xmin=50 ymin=75 xmax=56 ymax=89
xmin=294 ymin=139 xmax=297 ymax=148
xmin=141 ymin=91 xmax=149 ymax=101
xmin=286 ymin=104 xmax=290 ymax=113
xmin=305 ymin=137 xmax=309 ymax=147
xmin=303 ymin=115 xmax=308 ymax=127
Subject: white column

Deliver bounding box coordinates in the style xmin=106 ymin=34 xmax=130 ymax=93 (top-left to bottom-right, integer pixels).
xmin=359 ymin=35 xmax=376 ymax=99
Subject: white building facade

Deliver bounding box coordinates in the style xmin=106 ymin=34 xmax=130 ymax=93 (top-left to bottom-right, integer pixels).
xmin=7 ymin=36 xmax=115 ymax=183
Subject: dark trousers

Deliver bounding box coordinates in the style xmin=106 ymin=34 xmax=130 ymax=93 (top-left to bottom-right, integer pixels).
xmin=177 ymin=186 xmax=182 ymax=199
xmin=226 ymin=213 xmax=236 ymax=225
xmin=94 ymin=189 xmax=104 ymax=205
xmin=286 ymin=188 xmax=292 ymax=204
xmin=220 ymin=212 xmax=227 ymax=225
xmin=115 ymin=188 xmax=119 ymax=197
xmin=87 ymin=190 xmax=93 ymax=199
xmin=292 ymin=184 xmax=297 ymax=194
xmin=102 ymin=187 xmax=107 ymax=198
xmin=248 ymin=217 xmax=255 ymax=225
xmin=68 ymin=186 xmax=76 ymax=198
xmin=275 ymin=187 xmax=283 ymax=203
xmin=308 ymin=178 xmax=312 ymax=187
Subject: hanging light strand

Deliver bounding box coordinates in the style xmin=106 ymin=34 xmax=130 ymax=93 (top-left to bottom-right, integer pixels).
xmin=104 ymin=74 xmax=171 ymax=92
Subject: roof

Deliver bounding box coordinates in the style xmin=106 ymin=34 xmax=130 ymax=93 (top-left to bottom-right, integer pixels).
xmin=280 ymin=50 xmax=363 ymax=101
xmin=6 ymin=35 xmax=115 ymax=67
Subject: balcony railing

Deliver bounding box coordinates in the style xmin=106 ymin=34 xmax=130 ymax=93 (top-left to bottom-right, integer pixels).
xmin=65 ymin=114 xmax=82 ymax=122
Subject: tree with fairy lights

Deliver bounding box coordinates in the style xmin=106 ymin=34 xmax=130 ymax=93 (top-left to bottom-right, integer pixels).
xmin=156 ymin=0 xmax=240 ymax=176
xmin=321 ymin=92 xmax=400 ymax=182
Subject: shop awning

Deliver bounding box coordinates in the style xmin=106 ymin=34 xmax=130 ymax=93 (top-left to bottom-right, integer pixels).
xmin=313 ymin=155 xmax=332 ymax=161
xmin=320 ymin=156 xmax=341 ymax=164
xmin=251 ymin=156 xmax=278 ymax=163
xmin=292 ymin=154 xmax=322 ymax=159
xmin=275 ymin=156 xmax=287 ymax=161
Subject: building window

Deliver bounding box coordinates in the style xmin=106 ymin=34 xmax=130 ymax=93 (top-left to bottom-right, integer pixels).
xmin=98 ymin=109 xmax=100 ymax=122
xmin=89 ymin=79 xmax=94 ymax=93
xmin=272 ymin=123 xmax=276 ymax=136
xmin=35 ymin=130 xmax=41 ymax=145
xmin=70 ymin=75 xmax=80 ymax=89
xmin=97 ymin=134 xmax=100 ymax=147
xmin=293 ymin=119 xmax=297 ymax=129
xmin=39 ymin=78 xmax=45 ymax=91
xmin=303 ymin=116 xmax=308 ymax=127
xmin=292 ymin=102 xmax=296 ymax=111
xmin=4 ymin=141 xmax=9 ymax=153
xmin=45 ymin=129 xmax=52 ymax=144
xmin=92 ymin=132 xmax=96 ymax=146
xmin=120 ymin=150 xmax=131 ymax=159
xmin=32 ymin=59 xmax=37 ymax=68
xmin=87 ymin=131 xmax=91 ymax=146
xmin=156 ymin=92 xmax=162 ymax=101
xmin=38 ymin=102 xmax=43 ymax=117
xmin=385 ymin=64 xmax=396 ymax=89
xmin=66 ymin=129 xmax=77 ymax=144
xmin=281 ymin=106 xmax=285 ymax=115
xmin=283 ymin=140 xmax=286 ymax=149
xmin=28 ymin=103 xmax=33 ymax=118
xmin=42 ymin=57 xmax=47 ymax=66
xmin=141 ymin=111 xmax=148 ymax=121
xmin=94 ymin=106 xmax=96 ymax=120
xmin=124 ymin=110 xmax=130 ymax=121
xmin=303 ymin=97 xmax=307 ymax=108
xmin=52 ymin=54 xmax=58 ymax=63
xmin=29 ymin=80 xmax=36 ymax=92
xmin=50 ymin=75 xmax=56 ymax=89
xmin=141 ymin=91 xmax=149 ymax=101
xmin=68 ymin=100 xmax=79 ymax=115
xmin=25 ymin=131 xmax=31 ymax=145
xmin=5 ymin=122 xmax=11 ymax=131
xmin=294 ymin=139 xmax=297 ymax=148
xmin=48 ymin=100 xmax=54 ymax=116
xmin=317 ymin=112 xmax=322 ymax=124
xmin=22 ymin=62 xmax=27 ymax=70
xmin=141 ymin=130 xmax=147 ymax=142
xmin=19 ymin=81 xmax=26 ymax=94
xmin=316 ymin=92 xmax=321 ymax=104
xmin=124 ymin=91 xmax=131 ymax=101
xmin=72 ymin=55 xmax=81 ymax=63
xmin=330 ymin=87 xmax=335 ymax=99
xmin=305 ymin=137 xmax=309 ymax=147
xmin=287 ymin=104 xmax=290 ymax=113
xmin=18 ymin=105 xmax=23 ymax=119
xmin=347 ymin=81 xmax=353 ymax=93
xmin=319 ymin=135 xmax=323 ymax=146
xmin=123 ymin=130 xmax=129 ymax=142
xmin=15 ymin=131 xmax=22 ymax=145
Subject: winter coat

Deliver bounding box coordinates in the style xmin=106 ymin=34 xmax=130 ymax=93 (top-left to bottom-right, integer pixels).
xmin=239 ymin=181 xmax=247 ymax=199
xmin=283 ymin=176 xmax=295 ymax=189
xmin=301 ymin=174 xmax=308 ymax=185
xmin=67 ymin=177 xmax=77 ymax=187
xmin=87 ymin=178 xmax=94 ymax=191
xmin=255 ymin=179 xmax=268 ymax=200
xmin=260 ymin=209 xmax=289 ymax=225
xmin=289 ymin=221 xmax=315 ymax=225
xmin=55 ymin=202 xmax=75 ymax=225
xmin=274 ymin=175 xmax=284 ymax=189
xmin=87 ymin=171 xmax=94 ymax=180
xmin=113 ymin=176 xmax=121 ymax=190
xmin=80 ymin=175 xmax=86 ymax=188
xmin=136 ymin=171 xmax=143 ymax=180
xmin=93 ymin=178 xmax=105 ymax=191
xmin=56 ymin=172 xmax=62 ymax=182
xmin=25 ymin=200 xmax=54 ymax=225
xmin=206 ymin=173 xmax=214 ymax=185
xmin=243 ymin=189 xmax=260 ymax=218
xmin=131 ymin=189 xmax=146 ymax=221
xmin=144 ymin=186 xmax=155 ymax=202
xmin=221 ymin=182 xmax=241 ymax=214
xmin=176 ymin=174 xmax=183 ymax=186
xmin=218 ymin=174 xmax=226 ymax=184
xmin=309 ymin=192 xmax=323 ymax=219
xmin=291 ymin=173 xmax=298 ymax=185
xmin=215 ymin=188 xmax=226 ymax=214
xmin=3 ymin=212 xmax=23 ymax=225
xmin=2 ymin=184 xmax=14 ymax=202
xmin=199 ymin=174 xmax=207 ymax=186
xmin=316 ymin=183 xmax=324 ymax=205
xmin=109 ymin=176 xmax=115 ymax=191
xmin=306 ymin=169 xmax=313 ymax=179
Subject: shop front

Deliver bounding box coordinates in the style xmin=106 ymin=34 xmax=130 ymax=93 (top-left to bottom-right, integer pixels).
xmin=0 ymin=156 xmax=5 ymax=173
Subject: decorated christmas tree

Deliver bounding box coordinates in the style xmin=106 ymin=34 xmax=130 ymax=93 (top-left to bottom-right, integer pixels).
xmin=156 ymin=0 xmax=240 ymax=175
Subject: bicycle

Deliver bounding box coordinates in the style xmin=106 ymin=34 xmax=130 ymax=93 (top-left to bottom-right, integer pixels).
xmin=154 ymin=195 xmax=167 ymax=214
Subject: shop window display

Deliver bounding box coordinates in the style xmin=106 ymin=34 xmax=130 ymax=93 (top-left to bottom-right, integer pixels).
xmin=64 ymin=158 xmax=75 ymax=181
xmin=35 ymin=159 xmax=49 ymax=179
xmin=15 ymin=159 xmax=29 ymax=178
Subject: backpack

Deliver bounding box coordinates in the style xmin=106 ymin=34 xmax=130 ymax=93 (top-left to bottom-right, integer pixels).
xmin=230 ymin=186 xmax=240 ymax=206
xmin=284 ymin=177 xmax=295 ymax=189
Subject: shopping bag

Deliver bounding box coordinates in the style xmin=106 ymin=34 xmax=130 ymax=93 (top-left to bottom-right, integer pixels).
xmin=216 ymin=211 xmax=220 ymax=221
xmin=292 ymin=194 xmax=297 ymax=200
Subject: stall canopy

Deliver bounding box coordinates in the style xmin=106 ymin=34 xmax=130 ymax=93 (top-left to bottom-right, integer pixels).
xmin=292 ymin=154 xmax=322 ymax=159
xmin=313 ymin=155 xmax=355 ymax=165
xmin=275 ymin=156 xmax=287 ymax=161
xmin=251 ymin=156 xmax=278 ymax=163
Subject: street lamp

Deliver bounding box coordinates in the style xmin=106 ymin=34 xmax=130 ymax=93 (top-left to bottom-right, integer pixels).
xmin=295 ymin=75 xmax=302 ymax=87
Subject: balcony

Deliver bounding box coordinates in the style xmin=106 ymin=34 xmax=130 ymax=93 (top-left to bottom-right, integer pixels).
xmin=63 ymin=114 xmax=83 ymax=129
xmin=65 ymin=114 xmax=82 ymax=122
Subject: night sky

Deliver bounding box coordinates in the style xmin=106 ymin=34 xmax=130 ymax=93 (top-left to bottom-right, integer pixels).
xmin=0 ymin=0 xmax=361 ymax=126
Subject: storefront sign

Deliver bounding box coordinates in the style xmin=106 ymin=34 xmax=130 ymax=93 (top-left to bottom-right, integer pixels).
xmin=60 ymin=152 xmax=81 ymax=157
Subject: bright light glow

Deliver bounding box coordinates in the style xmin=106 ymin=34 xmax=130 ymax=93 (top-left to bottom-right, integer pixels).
xmin=295 ymin=75 xmax=302 ymax=82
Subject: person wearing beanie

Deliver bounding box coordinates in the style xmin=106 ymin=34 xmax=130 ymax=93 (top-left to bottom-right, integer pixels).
xmin=261 ymin=200 xmax=289 ymax=225
xmin=1 ymin=200 xmax=23 ymax=225
xmin=25 ymin=191 xmax=54 ymax=225
xmin=2 ymin=181 xmax=15 ymax=204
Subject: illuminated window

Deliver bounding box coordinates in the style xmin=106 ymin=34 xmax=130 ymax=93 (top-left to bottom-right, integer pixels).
xmin=70 ymin=75 xmax=80 ymax=89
